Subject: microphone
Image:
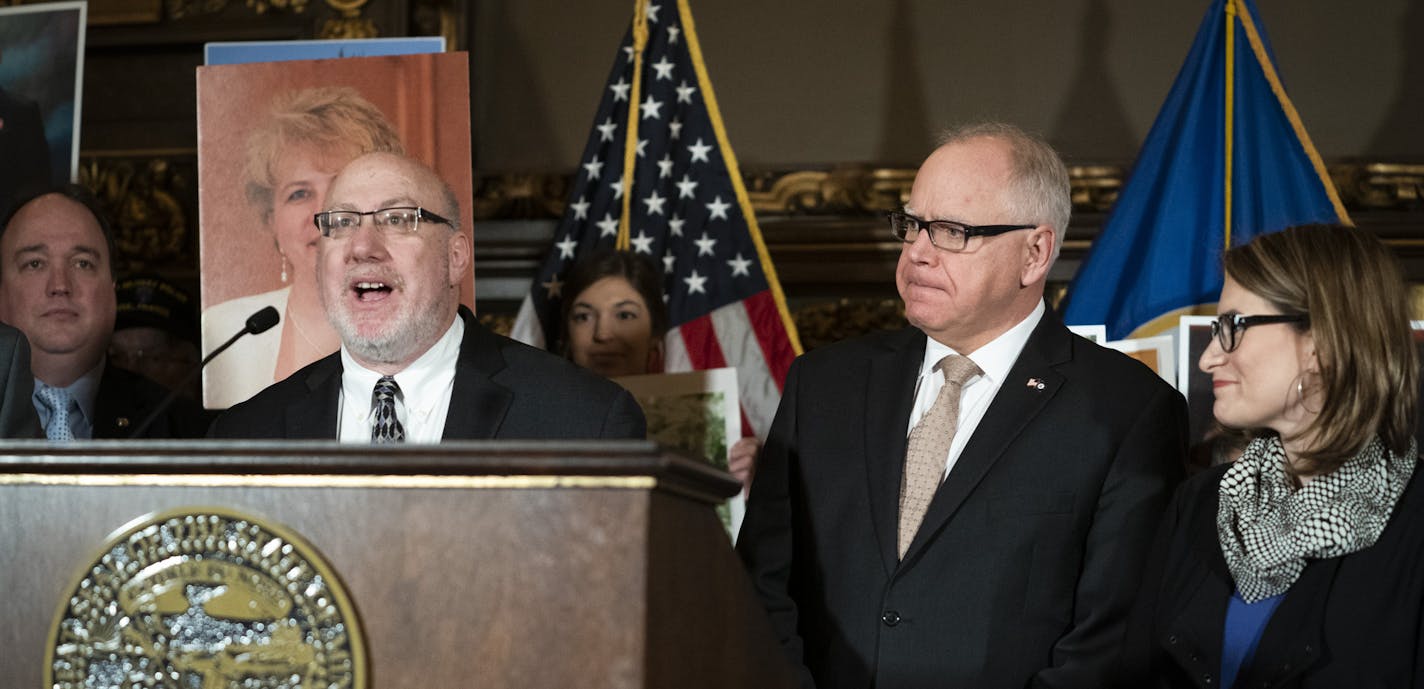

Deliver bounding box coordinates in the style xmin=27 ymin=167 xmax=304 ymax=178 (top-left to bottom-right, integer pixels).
xmin=128 ymin=306 xmax=280 ymax=439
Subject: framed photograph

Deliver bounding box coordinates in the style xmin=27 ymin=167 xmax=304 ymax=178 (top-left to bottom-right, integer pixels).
xmin=613 ymin=367 xmax=745 ymax=540
xmin=196 ymin=52 xmax=472 ymax=409
xmin=1176 ymin=315 xmax=1217 ymax=445
xmin=0 ymin=1 xmax=85 ymax=208
xmin=204 ymin=37 xmax=446 ymax=66
xmin=1067 ymin=324 xmax=1107 ymax=344
xmin=1104 ymin=334 xmax=1176 ymax=387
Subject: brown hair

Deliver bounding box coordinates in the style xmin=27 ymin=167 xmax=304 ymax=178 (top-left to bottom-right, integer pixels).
xmin=1224 ymin=224 xmax=1418 ymax=471
xmin=244 ymin=87 xmax=404 ymax=220
xmin=558 ymin=248 xmax=668 ymax=354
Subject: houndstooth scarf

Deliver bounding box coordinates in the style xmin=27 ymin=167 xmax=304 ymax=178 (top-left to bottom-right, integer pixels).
xmin=1217 ymin=434 xmax=1416 ymax=603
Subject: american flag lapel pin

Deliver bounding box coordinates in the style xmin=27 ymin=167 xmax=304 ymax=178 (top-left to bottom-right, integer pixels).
xmin=1026 ymin=377 xmax=1046 ymax=390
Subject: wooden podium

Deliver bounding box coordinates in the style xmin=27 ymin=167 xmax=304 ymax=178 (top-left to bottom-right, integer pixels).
xmin=0 ymin=440 xmax=795 ymax=688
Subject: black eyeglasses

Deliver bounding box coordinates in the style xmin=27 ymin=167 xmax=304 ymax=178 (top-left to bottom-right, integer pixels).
xmin=313 ymin=206 xmax=453 ymax=239
xmin=888 ymin=211 xmax=1036 ymax=253
xmin=1210 ymin=313 xmax=1309 ymax=352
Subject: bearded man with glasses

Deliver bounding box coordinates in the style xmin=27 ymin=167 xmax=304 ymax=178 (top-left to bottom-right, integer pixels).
xmin=738 ymin=123 xmax=1188 ymax=689
xmin=211 ymin=152 xmax=644 ymax=443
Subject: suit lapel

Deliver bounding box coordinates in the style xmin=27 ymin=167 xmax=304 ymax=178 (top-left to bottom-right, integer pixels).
xmin=286 ymin=356 xmax=341 ymax=440
xmin=865 ymin=328 xmax=925 ymax=574
xmin=900 ymin=314 xmax=1072 ymax=564
xmin=441 ymin=309 xmax=514 ymax=440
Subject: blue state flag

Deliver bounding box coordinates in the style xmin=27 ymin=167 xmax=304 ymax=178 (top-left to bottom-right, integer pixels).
xmin=1063 ymin=0 xmax=1349 ymax=340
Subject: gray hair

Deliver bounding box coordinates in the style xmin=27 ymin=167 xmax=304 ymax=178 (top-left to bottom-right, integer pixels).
xmin=936 ymin=122 xmax=1071 ymax=261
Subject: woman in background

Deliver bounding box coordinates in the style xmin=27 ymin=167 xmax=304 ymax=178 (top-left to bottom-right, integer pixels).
xmin=202 ymin=87 xmax=403 ymax=408
xmin=1120 ymin=224 xmax=1423 ymax=688
xmin=561 ymin=249 xmax=756 ymax=493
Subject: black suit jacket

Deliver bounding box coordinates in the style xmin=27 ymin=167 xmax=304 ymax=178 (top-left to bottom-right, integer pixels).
xmin=94 ymin=363 xmax=210 ymax=439
xmin=0 ymin=322 xmax=39 ymax=438
xmin=210 ymin=308 xmax=646 ymax=440
xmin=1119 ymin=459 xmax=1424 ymax=689
xmin=737 ymin=312 xmax=1188 ymax=689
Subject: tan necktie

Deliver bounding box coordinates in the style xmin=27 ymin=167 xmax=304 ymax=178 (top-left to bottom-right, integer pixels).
xmin=898 ymin=354 xmax=981 ymax=559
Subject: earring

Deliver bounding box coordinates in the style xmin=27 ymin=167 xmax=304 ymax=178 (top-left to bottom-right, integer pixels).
xmin=1298 ymin=373 xmax=1323 ymax=414
xmin=280 ymin=254 xmax=289 ymax=284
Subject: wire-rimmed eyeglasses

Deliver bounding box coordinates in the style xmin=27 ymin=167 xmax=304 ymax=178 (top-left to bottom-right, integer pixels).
xmin=1210 ymin=313 xmax=1309 ymax=353
xmin=313 ymin=206 xmax=453 ymax=239
xmin=888 ymin=211 xmax=1036 ymax=252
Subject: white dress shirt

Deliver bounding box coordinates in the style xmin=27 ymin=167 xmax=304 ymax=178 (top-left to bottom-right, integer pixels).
xmin=337 ymin=316 xmax=463 ymax=444
xmin=905 ymin=300 xmax=1046 ymax=479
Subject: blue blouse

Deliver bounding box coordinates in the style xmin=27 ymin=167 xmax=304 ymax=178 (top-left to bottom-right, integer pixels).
xmin=1221 ymin=590 xmax=1285 ymax=688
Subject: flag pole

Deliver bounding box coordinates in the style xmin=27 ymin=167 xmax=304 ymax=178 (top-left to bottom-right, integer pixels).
xmin=1223 ymin=0 xmax=1236 ymax=251
xmin=616 ymin=0 xmax=651 ymax=251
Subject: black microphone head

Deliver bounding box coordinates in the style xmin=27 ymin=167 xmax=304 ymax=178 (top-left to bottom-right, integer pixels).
xmin=245 ymin=306 xmax=281 ymax=335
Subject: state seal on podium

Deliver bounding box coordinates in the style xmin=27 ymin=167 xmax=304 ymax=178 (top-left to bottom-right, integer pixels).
xmin=44 ymin=508 xmax=366 ymax=689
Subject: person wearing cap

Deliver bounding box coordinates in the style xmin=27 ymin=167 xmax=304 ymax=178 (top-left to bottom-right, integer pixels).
xmin=110 ymin=274 xmax=203 ymax=401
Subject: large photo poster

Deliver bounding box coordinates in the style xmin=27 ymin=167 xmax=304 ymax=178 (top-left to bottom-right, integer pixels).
xmin=196 ymin=52 xmax=472 ymax=409
xmin=0 ymin=1 xmax=85 ymax=209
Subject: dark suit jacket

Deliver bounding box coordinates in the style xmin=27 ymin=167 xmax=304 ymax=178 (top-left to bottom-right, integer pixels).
xmin=94 ymin=362 xmax=210 ymax=439
xmin=0 ymin=322 xmax=40 ymax=438
xmin=737 ymin=312 xmax=1188 ymax=689
xmin=1119 ymin=459 xmax=1424 ymax=689
xmin=209 ymin=308 xmax=646 ymax=440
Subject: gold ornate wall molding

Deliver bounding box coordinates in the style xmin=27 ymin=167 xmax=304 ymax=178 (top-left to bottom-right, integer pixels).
xmin=78 ymin=152 xmax=198 ymax=278
xmin=473 ymin=161 xmax=1424 ymax=221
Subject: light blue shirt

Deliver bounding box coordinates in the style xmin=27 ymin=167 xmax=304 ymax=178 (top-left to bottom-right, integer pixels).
xmin=33 ymin=360 xmax=105 ymax=440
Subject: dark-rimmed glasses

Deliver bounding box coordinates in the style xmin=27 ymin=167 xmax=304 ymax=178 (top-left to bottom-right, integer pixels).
xmin=888 ymin=211 xmax=1036 ymax=253
xmin=313 ymin=206 xmax=453 ymax=239
xmin=1210 ymin=313 xmax=1309 ymax=353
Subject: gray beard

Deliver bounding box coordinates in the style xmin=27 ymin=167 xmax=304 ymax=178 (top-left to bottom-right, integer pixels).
xmin=328 ymin=298 xmax=453 ymax=366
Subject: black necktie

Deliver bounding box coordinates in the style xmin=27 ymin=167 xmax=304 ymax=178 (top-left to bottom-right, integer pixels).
xmin=371 ymin=375 xmax=406 ymax=443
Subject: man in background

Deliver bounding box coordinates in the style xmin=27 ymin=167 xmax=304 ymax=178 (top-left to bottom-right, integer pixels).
xmin=0 ymin=185 xmax=207 ymax=439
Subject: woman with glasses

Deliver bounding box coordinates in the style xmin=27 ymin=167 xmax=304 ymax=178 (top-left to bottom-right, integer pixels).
xmin=201 ymin=87 xmax=403 ymax=408
xmin=1119 ymin=224 xmax=1423 ymax=688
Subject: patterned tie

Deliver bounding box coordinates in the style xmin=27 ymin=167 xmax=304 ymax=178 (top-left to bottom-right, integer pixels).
xmin=370 ymin=376 xmax=406 ymax=443
xmin=37 ymin=386 xmax=75 ymax=442
xmin=898 ymin=354 xmax=981 ymax=559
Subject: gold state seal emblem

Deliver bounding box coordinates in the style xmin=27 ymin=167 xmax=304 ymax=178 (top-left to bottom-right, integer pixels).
xmin=45 ymin=508 xmax=365 ymax=689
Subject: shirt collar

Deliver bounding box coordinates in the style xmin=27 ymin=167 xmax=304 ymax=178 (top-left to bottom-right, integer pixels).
xmin=919 ymin=299 xmax=1045 ymax=386
xmin=35 ymin=359 xmax=105 ymax=424
xmin=340 ymin=315 xmax=464 ymax=407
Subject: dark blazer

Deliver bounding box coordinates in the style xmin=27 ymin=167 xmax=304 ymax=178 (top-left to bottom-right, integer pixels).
xmin=94 ymin=363 xmax=210 ymax=439
xmin=1119 ymin=458 xmax=1424 ymax=689
xmin=0 ymin=322 xmax=40 ymax=438
xmin=737 ymin=312 xmax=1188 ymax=689
xmin=209 ymin=308 xmax=646 ymax=440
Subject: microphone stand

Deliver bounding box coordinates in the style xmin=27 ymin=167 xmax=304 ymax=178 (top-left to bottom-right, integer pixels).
xmin=127 ymin=307 xmax=279 ymax=439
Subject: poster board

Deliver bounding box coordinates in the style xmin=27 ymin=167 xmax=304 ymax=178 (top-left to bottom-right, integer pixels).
xmin=196 ymin=52 xmax=472 ymax=409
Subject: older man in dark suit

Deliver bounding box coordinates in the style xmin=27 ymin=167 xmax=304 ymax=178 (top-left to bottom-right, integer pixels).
xmin=737 ymin=123 xmax=1188 ymax=689
xmin=210 ymin=152 xmax=644 ymax=441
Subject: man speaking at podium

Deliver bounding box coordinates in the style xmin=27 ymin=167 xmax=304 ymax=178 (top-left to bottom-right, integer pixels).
xmin=211 ymin=153 xmax=644 ymax=442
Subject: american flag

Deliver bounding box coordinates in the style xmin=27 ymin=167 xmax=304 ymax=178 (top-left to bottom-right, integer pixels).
xmin=511 ymin=0 xmax=801 ymax=439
